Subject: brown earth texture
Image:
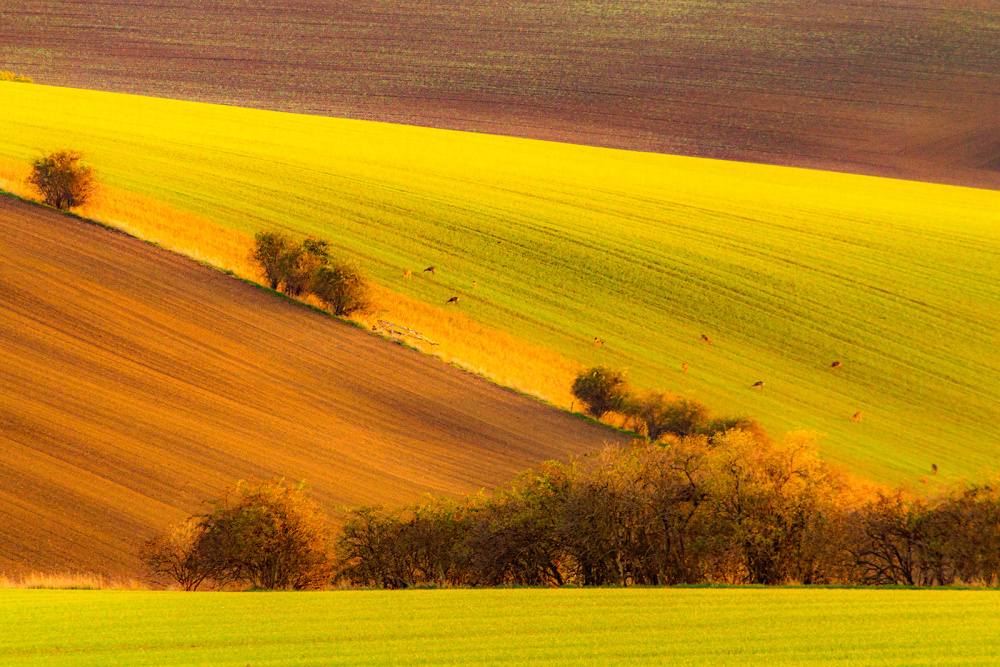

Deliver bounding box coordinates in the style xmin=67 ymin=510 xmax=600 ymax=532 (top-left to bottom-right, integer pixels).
xmin=0 ymin=194 xmax=623 ymax=577
xmin=1 ymin=0 xmax=999 ymax=190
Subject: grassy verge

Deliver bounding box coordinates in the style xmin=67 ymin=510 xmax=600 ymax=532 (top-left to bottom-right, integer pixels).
xmin=2 ymin=588 xmax=998 ymax=665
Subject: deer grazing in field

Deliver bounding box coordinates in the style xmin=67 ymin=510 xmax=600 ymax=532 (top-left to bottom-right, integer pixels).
xmin=593 ymin=337 xmax=604 ymax=346
xmin=682 ymin=363 xmax=689 ymax=374
xmin=830 ymin=361 xmax=842 ymax=370
xmin=403 ymin=269 xmax=412 ymax=280
xmin=932 ymin=463 xmax=938 ymax=475
xmin=752 ymin=381 xmax=765 ymax=390
xmin=851 ymin=411 xmax=863 ymax=422
xmin=446 ymin=296 xmax=459 ymax=304
xmin=424 ymin=266 xmax=436 ymax=276
xmin=700 ymin=334 xmax=712 ymax=344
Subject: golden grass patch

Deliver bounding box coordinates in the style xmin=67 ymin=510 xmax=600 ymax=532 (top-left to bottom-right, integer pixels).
xmin=0 ymin=571 xmax=148 ymax=590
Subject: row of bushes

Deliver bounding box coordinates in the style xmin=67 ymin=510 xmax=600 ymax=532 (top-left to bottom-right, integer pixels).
xmin=18 ymin=150 xmax=374 ymax=319
xmin=143 ymin=432 xmax=1000 ymax=590
xmin=250 ymin=231 xmax=372 ymax=316
xmin=572 ymin=366 xmax=764 ymax=442
xmin=337 ymin=432 xmax=1000 ymax=588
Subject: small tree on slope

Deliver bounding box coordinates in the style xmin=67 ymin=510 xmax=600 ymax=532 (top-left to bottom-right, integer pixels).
xmin=571 ymin=366 xmax=630 ymax=419
xmin=28 ymin=150 xmax=95 ymax=210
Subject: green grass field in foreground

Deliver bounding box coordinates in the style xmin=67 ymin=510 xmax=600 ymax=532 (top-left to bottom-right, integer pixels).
xmin=2 ymin=589 xmax=998 ymax=666
xmin=2 ymin=83 xmax=999 ymax=484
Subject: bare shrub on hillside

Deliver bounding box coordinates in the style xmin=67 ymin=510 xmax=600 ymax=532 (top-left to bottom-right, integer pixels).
xmin=571 ymin=367 xmax=630 ymax=419
xmin=702 ymin=430 xmax=841 ymax=585
xmin=639 ymin=394 xmax=710 ymax=441
xmin=336 ymin=507 xmax=414 ymax=588
xmin=311 ymin=261 xmax=372 ymax=316
xmin=251 ymin=230 xmax=293 ymax=290
xmin=142 ymin=479 xmax=334 ymax=590
xmin=701 ymin=415 xmax=771 ymax=443
xmin=139 ymin=517 xmax=215 ymax=591
xmin=27 ymin=150 xmax=95 ymax=210
xmin=559 ymin=447 xmax=655 ymax=586
xmin=280 ymin=236 xmax=330 ymax=296
xmin=196 ymin=479 xmax=334 ymax=589
xmin=465 ymin=462 xmax=574 ymax=587
xmin=842 ymin=491 xmax=931 ymax=586
xmin=936 ymin=482 xmax=1000 ymax=585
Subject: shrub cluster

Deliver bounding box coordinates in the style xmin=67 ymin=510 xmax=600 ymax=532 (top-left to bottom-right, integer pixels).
xmin=0 ymin=71 xmax=33 ymax=83
xmin=141 ymin=479 xmax=334 ymax=591
xmin=250 ymin=231 xmax=371 ymax=316
xmin=572 ymin=366 xmax=765 ymax=442
xmin=336 ymin=432 xmax=1000 ymax=588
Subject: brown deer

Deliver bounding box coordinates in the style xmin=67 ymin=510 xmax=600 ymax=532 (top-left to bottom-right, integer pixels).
xmin=403 ymin=269 xmax=412 ymax=280
xmin=700 ymin=334 xmax=712 ymax=344
xmin=423 ymin=266 xmax=436 ymax=275
xmin=446 ymin=296 xmax=459 ymax=304
xmin=830 ymin=361 xmax=842 ymax=370
xmin=682 ymin=363 xmax=689 ymax=374
xmin=751 ymin=381 xmax=765 ymax=390
xmin=851 ymin=411 xmax=862 ymax=422
xmin=932 ymin=463 xmax=938 ymax=475
xmin=593 ymin=337 xmax=604 ymax=346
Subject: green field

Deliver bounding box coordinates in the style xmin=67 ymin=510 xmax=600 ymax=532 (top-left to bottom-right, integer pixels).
xmin=2 ymin=83 xmax=999 ymax=483
xmin=2 ymin=588 xmax=998 ymax=665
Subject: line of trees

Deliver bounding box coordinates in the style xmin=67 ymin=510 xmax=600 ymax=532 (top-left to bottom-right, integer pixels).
xmin=335 ymin=432 xmax=1000 ymax=588
xmin=142 ymin=432 xmax=1000 ymax=590
xmin=250 ymin=230 xmax=372 ymax=316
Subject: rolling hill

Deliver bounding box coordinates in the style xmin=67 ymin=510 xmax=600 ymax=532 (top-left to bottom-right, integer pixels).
xmin=1 ymin=0 xmax=998 ymax=190
xmin=0 ymin=193 xmax=624 ymax=577
xmin=2 ymin=84 xmax=999 ymax=486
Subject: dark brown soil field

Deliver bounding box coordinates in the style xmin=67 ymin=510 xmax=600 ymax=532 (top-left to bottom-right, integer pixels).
xmin=0 ymin=194 xmax=622 ymax=577
xmin=1 ymin=1 xmax=998 ymax=189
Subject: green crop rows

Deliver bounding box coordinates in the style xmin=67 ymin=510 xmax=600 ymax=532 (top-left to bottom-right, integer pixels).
xmin=2 ymin=83 xmax=999 ymax=483
xmin=3 ymin=588 xmax=999 ymax=665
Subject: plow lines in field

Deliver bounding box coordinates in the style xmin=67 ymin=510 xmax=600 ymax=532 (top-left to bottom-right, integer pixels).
xmin=0 ymin=194 xmax=623 ymax=575
xmin=2 ymin=83 xmax=1000 ymax=483
xmin=3 ymin=588 xmax=1000 ymax=666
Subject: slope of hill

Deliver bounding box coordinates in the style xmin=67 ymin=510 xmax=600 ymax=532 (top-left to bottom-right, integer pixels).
xmin=1 ymin=0 xmax=998 ymax=190
xmin=2 ymin=84 xmax=999 ymax=485
xmin=0 ymin=194 xmax=623 ymax=577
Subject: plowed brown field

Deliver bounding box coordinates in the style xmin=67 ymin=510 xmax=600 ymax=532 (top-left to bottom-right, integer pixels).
xmin=1 ymin=0 xmax=998 ymax=189
xmin=0 ymin=194 xmax=622 ymax=577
